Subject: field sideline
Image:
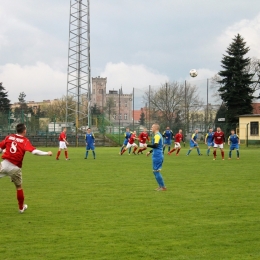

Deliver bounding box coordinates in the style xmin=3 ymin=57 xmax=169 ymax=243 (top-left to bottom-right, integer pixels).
xmin=0 ymin=146 xmax=260 ymax=260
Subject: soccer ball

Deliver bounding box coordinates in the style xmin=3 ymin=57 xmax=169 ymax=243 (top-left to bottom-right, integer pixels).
xmin=189 ymin=69 xmax=198 ymax=77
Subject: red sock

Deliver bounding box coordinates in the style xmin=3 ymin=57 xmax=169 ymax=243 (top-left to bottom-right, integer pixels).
xmin=137 ymin=149 xmax=141 ymax=154
xmin=56 ymin=151 xmax=61 ymax=159
xmin=221 ymin=151 xmax=224 ymax=159
xmin=133 ymin=147 xmax=138 ymax=153
xmin=65 ymin=151 xmax=68 ymax=159
xmin=169 ymin=148 xmax=175 ymax=154
xmin=176 ymin=148 xmax=180 ymax=154
xmin=213 ymin=151 xmax=216 ymax=158
xmin=121 ymin=149 xmax=126 ymax=155
xmin=17 ymin=189 xmax=24 ymax=210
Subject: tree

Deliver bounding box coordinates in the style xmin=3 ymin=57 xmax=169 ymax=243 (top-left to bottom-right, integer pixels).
xmin=218 ymin=34 xmax=254 ymax=126
xmin=104 ymin=97 xmax=116 ymax=121
xmin=0 ymin=82 xmax=11 ymax=113
xmin=139 ymin=111 xmax=145 ymax=125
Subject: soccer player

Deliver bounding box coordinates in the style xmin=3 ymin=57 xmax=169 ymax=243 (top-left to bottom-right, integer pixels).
xmin=228 ymin=130 xmax=240 ymax=160
xmin=212 ymin=127 xmax=225 ymax=160
xmin=0 ymin=123 xmax=52 ymax=213
xmin=145 ymin=123 xmax=166 ymax=191
xmin=137 ymin=128 xmax=150 ymax=154
xmin=168 ymin=129 xmax=185 ymax=156
xmin=85 ymin=128 xmax=96 ymax=159
xmin=121 ymin=131 xmax=138 ymax=155
xmin=56 ymin=127 xmax=70 ymax=160
xmin=162 ymin=126 xmax=174 ymax=153
xmin=205 ymin=128 xmax=215 ymax=156
xmin=119 ymin=128 xmax=132 ymax=155
xmin=186 ymin=129 xmax=202 ymax=156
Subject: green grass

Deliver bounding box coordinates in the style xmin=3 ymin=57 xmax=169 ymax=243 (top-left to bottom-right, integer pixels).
xmin=1 ymin=146 xmax=260 ymax=259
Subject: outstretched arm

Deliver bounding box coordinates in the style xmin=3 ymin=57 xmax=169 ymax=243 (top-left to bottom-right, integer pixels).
xmin=32 ymin=149 xmax=52 ymax=156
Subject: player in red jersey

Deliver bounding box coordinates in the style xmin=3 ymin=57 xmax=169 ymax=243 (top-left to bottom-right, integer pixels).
xmin=137 ymin=128 xmax=150 ymax=154
xmin=0 ymin=123 xmax=52 ymax=213
xmin=121 ymin=131 xmax=138 ymax=155
xmin=212 ymin=127 xmax=225 ymax=160
xmin=168 ymin=129 xmax=185 ymax=156
xmin=56 ymin=127 xmax=70 ymax=160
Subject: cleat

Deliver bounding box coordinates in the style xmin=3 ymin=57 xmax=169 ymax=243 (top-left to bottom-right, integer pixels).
xmin=84 ymin=158 xmax=87 ymax=159
xmin=56 ymin=158 xmax=59 ymax=160
xmin=176 ymin=154 xmax=179 ymax=156
xmin=128 ymin=153 xmax=130 ymax=155
xmin=167 ymin=152 xmax=171 ymax=155
xmin=19 ymin=204 xmax=28 ymax=213
xmin=199 ymin=154 xmax=203 ymax=156
xmin=66 ymin=158 xmax=70 ymax=160
xmin=154 ymin=187 xmax=161 ymax=191
xmin=213 ymin=158 xmax=216 ymax=160
xmin=132 ymin=152 xmax=136 ymax=155
xmin=228 ymin=158 xmax=231 ymax=160
xmin=157 ymin=187 xmax=167 ymax=191
xmin=237 ymin=158 xmax=240 ymax=160
xmin=119 ymin=152 xmax=121 ymax=155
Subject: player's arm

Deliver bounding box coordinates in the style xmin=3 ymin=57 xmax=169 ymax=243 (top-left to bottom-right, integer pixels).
xmin=0 ymin=139 xmax=6 ymax=153
xmin=237 ymin=135 xmax=240 ymax=145
xmin=146 ymin=134 xmax=160 ymax=156
xmin=162 ymin=131 xmax=166 ymax=138
xmin=92 ymin=133 xmax=95 ymax=144
xmin=228 ymin=136 xmax=230 ymax=145
xmin=171 ymin=131 xmax=174 ymax=140
xmin=191 ymin=134 xmax=196 ymax=143
xmin=62 ymin=137 xmax=69 ymax=145
xmin=205 ymin=134 xmax=208 ymax=144
xmin=32 ymin=149 xmax=52 ymax=156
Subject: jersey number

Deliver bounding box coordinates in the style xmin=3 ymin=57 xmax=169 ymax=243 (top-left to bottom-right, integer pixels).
xmin=10 ymin=141 xmax=17 ymax=153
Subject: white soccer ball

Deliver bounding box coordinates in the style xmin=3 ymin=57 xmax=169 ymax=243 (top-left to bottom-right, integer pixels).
xmin=189 ymin=69 xmax=198 ymax=77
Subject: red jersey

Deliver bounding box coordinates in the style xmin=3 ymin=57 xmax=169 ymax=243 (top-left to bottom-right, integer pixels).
xmin=128 ymin=134 xmax=136 ymax=144
xmin=59 ymin=132 xmax=66 ymax=141
xmin=139 ymin=132 xmax=149 ymax=144
xmin=213 ymin=131 xmax=225 ymax=144
xmin=174 ymin=133 xmax=183 ymax=143
xmin=0 ymin=134 xmax=36 ymax=168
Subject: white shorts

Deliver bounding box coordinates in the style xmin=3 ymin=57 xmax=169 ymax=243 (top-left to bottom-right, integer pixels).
xmin=174 ymin=142 xmax=181 ymax=148
xmin=139 ymin=143 xmax=146 ymax=148
xmin=126 ymin=142 xmax=138 ymax=149
xmin=214 ymin=143 xmax=224 ymax=149
xmin=59 ymin=141 xmax=67 ymax=149
xmin=0 ymin=160 xmax=22 ymax=186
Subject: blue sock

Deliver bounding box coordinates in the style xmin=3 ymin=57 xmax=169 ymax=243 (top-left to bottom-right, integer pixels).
xmin=237 ymin=150 xmax=239 ymax=158
xmin=129 ymin=147 xmax=132 ymax=154
xmin=207 ymin=148 xmax=210 ymax=156
xmin=197 ymin=148 xmax=201 ymax=155
xmin=154 ymin=171 xmax=165 ymax=187
xmin=120 ymin=146 xmax=124 ymax=153
xmin=187 ymin=149 xmax=191 ymax=155
xmin=92 ymin=151 xmax=96 ymax=158
xmin=163 ymin=146 xmax=165 ymax=153
xmin=229 ymin=151 xmax=231 ymax=158
xmin=168 ymin=146 xmax=170 ymax=152
xmin=85 ymin=151 xmax=89 ymax=158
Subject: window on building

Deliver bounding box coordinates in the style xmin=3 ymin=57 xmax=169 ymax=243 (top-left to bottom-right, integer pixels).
xmin=125 ymin=102 xmax=127 ymax=107
xmin=124 ymin=114 xmax=127 ymax=120
xmin=99 ymin=89 xmax=103 ymax=94
xmin=250 ymin=121 xmax=259 ymax=135
xmin=113 ymin=114 xmax=116 ymax=119
xmin=119 ymin=114 xmax=122 ymax=120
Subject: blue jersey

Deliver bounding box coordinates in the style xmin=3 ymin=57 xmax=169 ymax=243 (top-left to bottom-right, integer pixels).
xmin=190 ymin=133 xmax=198 ymax=147
xmin=163 ymin=130 xmax=174 ymax=140
xmin=123 ymin=131 xmax=132 ymax=145
xmin=205 ymin=132 xmax=214 ymax=143
xmin=85 ymin=133 xmax=95 ymax=145
xmin=152 ymin=132 xmax=163 ymax=158
xmin=229 ymin=134 xmax=239 ymax=144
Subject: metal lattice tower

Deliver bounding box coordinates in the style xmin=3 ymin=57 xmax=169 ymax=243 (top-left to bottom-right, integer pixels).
xmin=66 ymin=0 xmax=91 ymax=137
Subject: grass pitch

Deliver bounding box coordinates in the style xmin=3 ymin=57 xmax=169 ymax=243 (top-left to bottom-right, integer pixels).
xmin=0 ymin=146 xmax=260 ymax=259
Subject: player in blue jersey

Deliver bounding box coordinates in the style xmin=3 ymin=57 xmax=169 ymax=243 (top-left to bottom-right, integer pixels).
xmin=228 ymin=130 xmax=240 ymax=160
xmin=85 ymin=128 xmax=96 ymax=159
xmin=145 ymin=123 xmax=166 ymax=191
xmin=119 ymin=128 xmax=132 ymax=155
xmin=162 ymin=126 xmax=174 ymax=153
xmin=186 ymin=129 xmax=202 ymax=156
xmin=204 ymin=128 xmax=214 ymax=156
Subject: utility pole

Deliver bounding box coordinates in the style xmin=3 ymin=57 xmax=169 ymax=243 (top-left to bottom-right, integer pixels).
xmin=66 ymin=0 xmax=91 ymax=146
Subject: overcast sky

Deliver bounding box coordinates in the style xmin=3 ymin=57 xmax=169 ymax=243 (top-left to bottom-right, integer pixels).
xmin=1 ymin=0 xmax=260 ymax=105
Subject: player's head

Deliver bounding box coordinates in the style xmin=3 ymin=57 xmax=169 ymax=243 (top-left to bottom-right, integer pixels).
xmin=231 ymin=129 xmax=235 ymax=134
xmin=209 ymin=128 xmax=213 ymax=133
xmin=133 ymin=131 xmax=136 ymax=135
xmin=152 ymin=123 xmax=160 ymax=133
xmin=126 ymin=127 xmax=129 ymax=132
xmin=216 ymin=127 xmax=221 ymax=132
xmin=143 ymin=128 xmax=147 ymax=133
xmin=166 ymin=126 xmax=170 ymax=130
xmin=63 ymin=127 xmax=67 ymax=133
xmin=16 ymin=123 xmax=26 ymax=135
xmin=179 ymin=129 xmax=182 ymax=133
xmin=87 ymin=128 xmax=91 ymax=133
xmin=195 ymin=129 xmax=198 ymax=133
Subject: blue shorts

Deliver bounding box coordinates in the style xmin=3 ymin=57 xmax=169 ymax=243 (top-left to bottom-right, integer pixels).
xmin=207 ymin=142 xmax=214 ymax=147
xmin=190 ymin=142 xmax=198 ymax=148
xmin=164 ymin=139 xmax=172 ymax=145
xmin=152 ymin=156 xmax=164 ymax=171
xmin=230 ymin=144 xmax=239 ymax=150
xmin=86 ymin=144 xmax=95 ymax=150
xmin=123 ymin=139 xmax=128 ymax=146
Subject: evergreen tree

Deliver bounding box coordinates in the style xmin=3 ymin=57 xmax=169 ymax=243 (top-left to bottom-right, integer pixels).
xmin=218 ymin=34 xmax=254 ymax=126
xmin=139 ymin=111 xmax=145 ymax=125
xmin=0 ymin=82 xmax=11 ymax=113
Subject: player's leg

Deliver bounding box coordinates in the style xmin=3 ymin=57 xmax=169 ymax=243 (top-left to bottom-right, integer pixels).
xmin=207 ymin=145 xmax=211 ymax=156
xmin=121 ymin=143 xmax=130 ymax=155
xmin=213 ymin=147 xmax=217 ymax=160
xmin=132 ymin=144 xmax=138 ymax=154
xmin=220 ymin=146 xmax=224 ymax=159
xmin=92 ymin=146 xmax=96 ymax=159
xmin=236 ymin=144 xmax=240 ymax=159
xmin=176 ymin=143 xmax=181 ymax=155
xmin=186 ymin=147 xmax=193 ymax=155
xmin=228 ymin=146 xmax=232 ymax=159
xmin=163 ymin=144 xmax=166 ymax=153
xmin=153 ymin=158 xmax=166 ymax=190
xmin=120 ymin=144 xmax=125 ymax=154
xmin=64 ymin=147 xmax=69 ymax=160
xmin=56 ymin=143 xmax=61 ymax=159
xmin=85 ymin=145 xmax=89 ymax=158
xmin=168 ymin=144 xmax=171 ymax=153
xmin=196 ymin=145 xmax=202 ymax=155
